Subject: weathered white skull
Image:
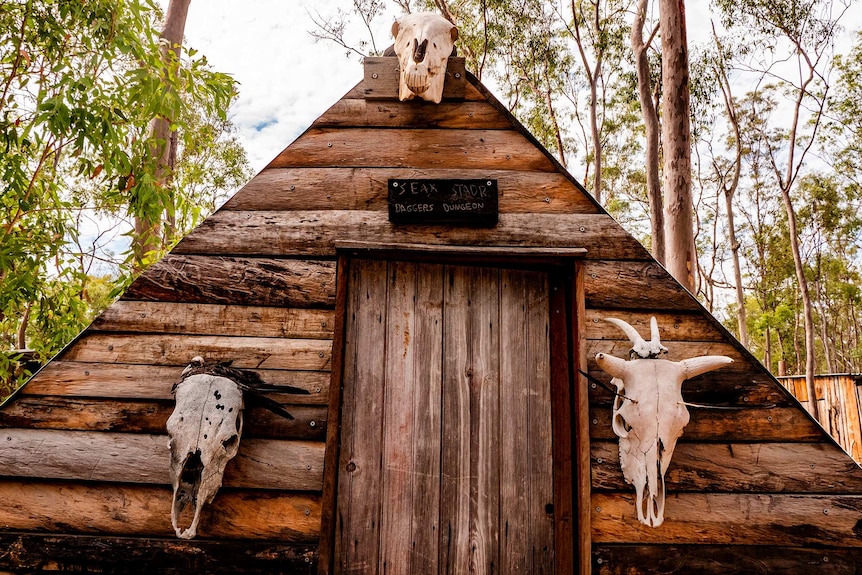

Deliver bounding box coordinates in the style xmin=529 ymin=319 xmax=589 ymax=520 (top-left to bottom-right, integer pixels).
xmin=391 ymin=12 xmax=458 ymax=103
xmin=166 ymin=370 xmax=244 ymax=539
xmin=596 ymin=317 xmax=732 ymax=527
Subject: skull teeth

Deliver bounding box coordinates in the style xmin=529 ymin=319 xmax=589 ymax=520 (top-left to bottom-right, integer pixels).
xmin=405 ymin=72 xmax=430 ymax=94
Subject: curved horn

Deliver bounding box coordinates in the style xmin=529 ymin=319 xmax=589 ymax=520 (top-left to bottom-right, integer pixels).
xmin=606 ymin=317 xmax=657 ymax=359
xmin=680 ymin=355 xmax=733 ymax=379
xmin=606 ymin=317 xmax=646 ymax=347
xmin=649 ymin=317 xmax=668 ymax=355
xmin=595 ymin=351 xmax=629 ymax=380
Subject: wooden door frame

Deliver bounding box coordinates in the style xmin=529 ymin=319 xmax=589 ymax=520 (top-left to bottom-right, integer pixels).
xmin=318 ymin=241 xmax=590 ymax=575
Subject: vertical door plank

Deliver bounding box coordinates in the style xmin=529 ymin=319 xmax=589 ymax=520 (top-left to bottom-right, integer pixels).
xmin=440 ymin=265 xmax=473 ymax=575
xmin=336 ymin=259 xmax=387 ymax=575
xmin=572 ymin=263 xmax=591 ymax=575
xmin=500 ymin=270 xmax=555 ymax=575
xmin=550 ymin=270 xmax=575 ymax=575
xmin=500 ymin=270 xmax=530 ymax=575
xmin=526 ymin=270 xmax=555 ymax=574
xmin=409 ymin=264 xmax=445 ymax=574
xmin=319 ymin=256 xmax=350 ymax=575
xmin=379 ymin=262 xmax=417 ymax=575
xmin=468 ymin=267 xmax=501 ymax=575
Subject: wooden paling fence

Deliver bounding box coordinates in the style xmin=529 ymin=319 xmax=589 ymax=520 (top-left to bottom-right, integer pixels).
xmin=778 ymin=374 xmax=862 ymax=463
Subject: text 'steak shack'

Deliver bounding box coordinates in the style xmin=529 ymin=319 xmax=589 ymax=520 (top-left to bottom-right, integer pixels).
xmin=1 ymin=54 xmax=861 ymax=575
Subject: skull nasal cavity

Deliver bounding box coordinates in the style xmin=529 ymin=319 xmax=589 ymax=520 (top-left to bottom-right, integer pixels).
xmin=412 ymin=38 xmax=428 ymax=63
xmin=180 ymin=450 xmax=203 ymax=484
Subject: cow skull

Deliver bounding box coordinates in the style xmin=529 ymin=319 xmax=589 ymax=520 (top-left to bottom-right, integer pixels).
xmin=595 ymin=317 xmax=732 ymax=527
xmin=391 ymin=12 xmax=458 ymax=103
xmin=166 ymin=361 xmax=244 ymax=539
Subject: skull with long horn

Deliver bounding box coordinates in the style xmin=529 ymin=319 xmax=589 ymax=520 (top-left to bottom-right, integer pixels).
xmin=595 ymin=317 xmax=732 ymax=527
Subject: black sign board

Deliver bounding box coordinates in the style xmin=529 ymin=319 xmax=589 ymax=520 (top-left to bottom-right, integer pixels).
xmin=388 ymin=179 xmax=499 ymax=226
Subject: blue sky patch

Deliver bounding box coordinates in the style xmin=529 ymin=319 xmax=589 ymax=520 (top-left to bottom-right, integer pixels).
xmin=252 ymin=118 xmax=278 ymax=132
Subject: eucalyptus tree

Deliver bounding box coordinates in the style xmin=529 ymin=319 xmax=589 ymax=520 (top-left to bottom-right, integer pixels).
xmin=654 ymin=0 xmax=695 ymax=291
xmin=714 ymin=0 xmax=852 ymax=420
xmin=133 ymin=0 xmax=192 ymax=267
xmin=629 ymin=0 xmax=663 ymax=262
xmin=0 ymin=0 xmax=247 ymax=390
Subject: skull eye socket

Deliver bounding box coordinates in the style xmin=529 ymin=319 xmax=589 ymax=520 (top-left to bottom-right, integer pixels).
xmin=614 ymin=412 xmax=632 ymax=433
xmin=222 ymin=434 xmax=239 ymax=452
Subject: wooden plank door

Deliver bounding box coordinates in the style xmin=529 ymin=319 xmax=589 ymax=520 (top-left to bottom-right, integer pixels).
xmin=334 ymin=258 xmax=562 ymax=575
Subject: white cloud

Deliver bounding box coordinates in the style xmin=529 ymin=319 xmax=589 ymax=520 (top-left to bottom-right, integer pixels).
xmin=166 ymin=0 xmax=385 ymax=172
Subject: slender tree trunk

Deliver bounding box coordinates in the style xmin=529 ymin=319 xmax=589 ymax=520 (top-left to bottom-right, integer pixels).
xmin=571 ymin=0 xmax=602 ymax=203
xmin=659 ymin=0 xmax=695 ymax=292
xmin=712 ymin=26 xmax=748 ymax=347
xmin=133 ymin=0 xmax=191 ymax=268
xmin=815 ymin=279 xmax=835 ymax=373
xmin=724 ymin=190 xmax=748 ymax=345
xmin=588 ymin=67 xmax=601 ymax=197
xmin=16 ymin=302 xmax=31 ymax=350
xmin=543 ymin=83 xmax=567 ymax=168
xmin=782 ymin=190 xmax=818 ymax=418
xmin=764 ymin=325 xmax=772 ymax=371
xmin=773 ymin=57 xmax=820 ymax=420
xmin=631 ymin=0 xmax=664 ymax=263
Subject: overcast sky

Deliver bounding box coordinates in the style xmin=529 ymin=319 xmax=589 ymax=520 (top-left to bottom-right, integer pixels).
xmin=163 ymin=0 xmax=386 ymax=173
xmin=163 ymin=1 xmax=859 ymax=180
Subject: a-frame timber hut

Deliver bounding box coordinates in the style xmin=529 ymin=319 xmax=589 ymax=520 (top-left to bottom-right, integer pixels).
xmin=1 ymin=54 xmax=862 ymax=575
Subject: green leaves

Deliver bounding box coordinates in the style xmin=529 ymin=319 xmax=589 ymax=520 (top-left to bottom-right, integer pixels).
xmin=0 ymin=0 xmax=250 ymax=393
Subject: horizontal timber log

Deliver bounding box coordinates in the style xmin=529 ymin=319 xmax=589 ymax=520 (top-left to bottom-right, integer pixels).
xmin=591 ymin=440 xmax=862 ymax=493
xmin=20 ymin=362 xmax=329 ymax=403
xmin=583 ymin=259 xmax=700 ymax=311
xmin=341 ymin=79 xmax=485 ymax=102
xmin=587 ymin=368 xmax=794 ymax=407
xmin=587 ymin=339 xmax=746 ymax=366
xmin=590 ymin=406 xmax=824 ymax=442
xmin=585 ymin=309 xmax=728 ymax=341
xmin=224 ymin=167 xmax=599 ymax=214
xmin=0 ymin=480 xmax=320 ymax=541
xmin=312 ymin=99 xmax=512 ymax=129
xmin=172 ymin=210 xmax=649 ymax=261
xmin=0 ymin=533 xmax=317 ymax=575
xmin=122 ymin=255 xmax=336 ymax=308
xmin=592 ymin=545 xmax=862 ymax=575
xmin=0 ymin=397 xmax=327 ymax=439
xmin=592 ymin=492 xmax=862 ymax=547
xmin=264 ymin=128 xmax=557 ymax=171
xmin=62 ymin=333 xmax=332 ymax=371
xmin=92 ymin=301 xmax=335 ymax=340
xmin=0 ymin=429 xmax=324 ymax=491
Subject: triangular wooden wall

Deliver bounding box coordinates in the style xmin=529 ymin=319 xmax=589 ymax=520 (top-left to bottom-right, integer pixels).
xmin=1 ymin=60 xmax=861 ymax=574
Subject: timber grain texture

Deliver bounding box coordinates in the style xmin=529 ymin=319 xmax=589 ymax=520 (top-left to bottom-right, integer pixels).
xmin=20 ymin=361 xmax=329 ymax=401
xmin=0 ymin=480 xmax=320 ymax=541
xmin=0 ymin=428 xmax=323 ymax=490
xmin=225 ymin=167 xmax=600 ymax=214
xmin=172 ymin=210 xmax=650 ymax=261
xmin=0 ymin=534 xmax=318 ymax=575
xmin=592 ymin=545 xmax=862 ymax=575
xmin=122 ymin=255 xmax=336 ymax=307
xmin=0 ymin=397 xmax=326 ymax=439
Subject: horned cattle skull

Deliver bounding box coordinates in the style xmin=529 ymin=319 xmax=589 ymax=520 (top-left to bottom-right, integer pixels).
xmin=166 ymin=362 xmax=244 ymax=539
xmin=595 ymin=317 xmax=732 ymax=527
xmin=391 ymin=12 xmax=458 ymax=103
